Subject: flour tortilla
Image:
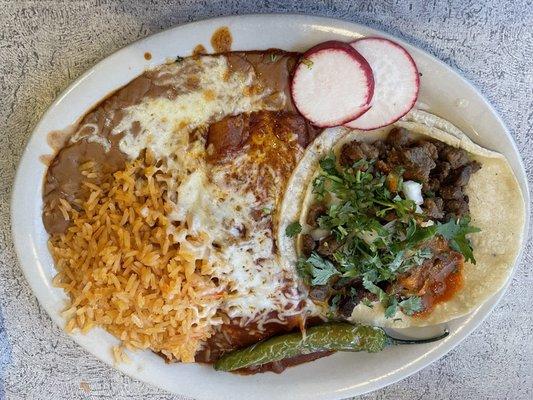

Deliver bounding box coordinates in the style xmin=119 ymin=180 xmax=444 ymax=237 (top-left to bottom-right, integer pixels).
xmin=278 ymin=110 xmax=526 ymax=328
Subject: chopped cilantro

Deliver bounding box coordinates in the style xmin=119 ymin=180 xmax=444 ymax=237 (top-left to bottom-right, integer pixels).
xmin=269 ymin=53 xmax=280 ymax=62
xmin=384 ymin=298 xmax=399 ymax=318
xmin=307 ymin=154 xmax=430 ymax=290
xmin=402 ymin=247 xmax=433 ymax=271
xmin=301 ymin=57 xmax=314 ymax=69
xmin=285 ymin=221 xmax=302 ymax=237
xmin=362 ymin=276 xmax=388 ymax=303
xmin=361 ymin=298 xmax=374 ymax=308
xmin=262 ymin=207 xmax=272 ymax=215
xmin=298 ymin=253 xmax=340 ymax=285
xmin=293 ymin=152 xmax=480 ymax=319
xmin=437 ymin=217 xmax=480 ymax=263
xmin=412 ymin=248 xmax=433 ymax=265
xmin=326 ymin=294 xmax=342 ymax=319
xmin=399 ymin=296 xmax=424 ymax=315
xmin=319 ymin=153 xmax=337 ymax=174
xmin=388 ymin=250 xmax=405 ymax=272
xmin=363 ymin=277 xmax=421 ymax=316
xmin=401 ymin=219 xmax=439 ymax=249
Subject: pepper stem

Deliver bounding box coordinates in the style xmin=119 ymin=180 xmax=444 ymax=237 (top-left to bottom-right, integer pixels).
xmin=387 ymin=328 xmax=449 ymax=345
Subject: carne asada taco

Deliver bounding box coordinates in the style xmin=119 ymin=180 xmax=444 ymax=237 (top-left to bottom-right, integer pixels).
xmin=279 ymin=110 xmax=525 ymax=328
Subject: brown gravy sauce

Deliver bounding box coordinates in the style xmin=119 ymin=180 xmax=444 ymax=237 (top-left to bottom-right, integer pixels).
xmin=39 ymin=154 xmax=54 ymax=166
xmin=211 ymin=26 xmax=232 ymax=53
xmin=40 ymin=124 xmax=82 ymax=166
xmin=47 ymin=127 xmax=76 ymax=151
xmin=207 ymin=111 xmax=318 ymax=165
xmin=144 ymin=52 xmax=152 ymax=60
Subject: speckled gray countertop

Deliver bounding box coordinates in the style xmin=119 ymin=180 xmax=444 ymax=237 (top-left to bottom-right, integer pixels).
xmin=1 ymin=1 xmax=532 ymax=399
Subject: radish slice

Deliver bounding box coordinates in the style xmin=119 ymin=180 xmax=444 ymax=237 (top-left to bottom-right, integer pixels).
xmin=291 ymin=41 xmax=374 ymax=127
xmin=345 ymin=37 xmax=419 ymax=130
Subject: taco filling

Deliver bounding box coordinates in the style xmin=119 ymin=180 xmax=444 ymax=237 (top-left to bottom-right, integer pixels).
xmin=289 ymin=127 xmax=483 ymax=319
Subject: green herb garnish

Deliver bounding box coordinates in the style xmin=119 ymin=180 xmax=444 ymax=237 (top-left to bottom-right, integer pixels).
xmin=285 ymin=221 xmax=302 ymax=237
xmin=295 ymin=153 xmax=479 ymax=317
xmin=384 ymin=298 xmax=399 ymax=318
xmin=175 ymin=55 xmax=184 ymax=63
xmin=363 ymin=276 xmax=422 ymax=316
xmin=310 ymin=155 xmax=428 ymax=285
xmin=398 ymin=296 xmax=424 ymax=315
xmin=269 ymin=53 xmax=280 ymax=63
xmin=362 ymin=276 xmax=389 ymax=303
xmin=262 ymin=207 xmax=272 ymax=215
xmin=437 ymin=217 xmax=480 ymax=263
xmin=298 ymin=252 xmax=340 ymax=286
xmin=301 ymin=58 xmax=314 ymax=69
xmin=361 ymin=298 xmax=374 ymax=308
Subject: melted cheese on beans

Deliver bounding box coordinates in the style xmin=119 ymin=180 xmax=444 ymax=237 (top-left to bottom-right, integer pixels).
xmin=116 ymin=56 xmax=266 ymax=161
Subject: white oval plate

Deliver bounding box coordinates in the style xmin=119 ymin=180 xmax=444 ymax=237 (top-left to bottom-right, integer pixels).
xmin=11 ymin=14 xmax=529 ymax=400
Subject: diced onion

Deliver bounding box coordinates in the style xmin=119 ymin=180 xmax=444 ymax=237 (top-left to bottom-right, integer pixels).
xmin=403 ymin=180 xmax=424 ymax=205
xmin=359 ymin=230 xmax=378 ymax=245
xmin=310 ymin=228 xmax=330 ymax=241
xmin=328 ymin=193 xmax=342 ymax=207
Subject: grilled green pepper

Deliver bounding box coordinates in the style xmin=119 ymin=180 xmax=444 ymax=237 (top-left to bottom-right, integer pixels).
xmin=214 ymin=322 xmax=448 ymax=371
xmin=214 ymin=323 xmax=386 ymax=371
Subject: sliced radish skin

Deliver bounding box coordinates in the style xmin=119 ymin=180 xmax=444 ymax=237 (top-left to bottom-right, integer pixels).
xmin=345 ymin=37 xmax=419 ymax=131
xmin=291 ymin=41 xmax=374 ymax=128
